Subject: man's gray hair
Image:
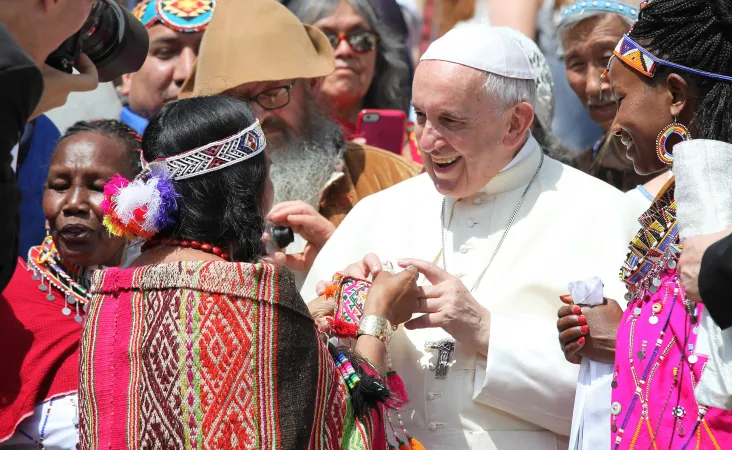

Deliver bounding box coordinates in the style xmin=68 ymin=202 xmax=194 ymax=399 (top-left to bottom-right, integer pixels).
xmin=482 ymin=72 xmax=537 ymax=113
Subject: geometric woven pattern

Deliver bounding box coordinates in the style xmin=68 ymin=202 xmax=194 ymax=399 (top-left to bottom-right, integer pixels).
xmin=77 ymin=260 xmax=380 ymax=449
xmin=613 ymin=34 xmax=732 ymax=83
xmin=151 ymin=120 xmax=266 ymax=181
xmin=614 ymin=35 xmax=657 ymax=78
xmin=133 ymin=0 xmax=214 ymax=32
xmin=336 ymin=277 xmax=370 ymax=326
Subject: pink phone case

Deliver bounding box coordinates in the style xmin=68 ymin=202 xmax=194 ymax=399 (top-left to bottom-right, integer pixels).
xmin=356 ymin=109 xmax=407 ymax=155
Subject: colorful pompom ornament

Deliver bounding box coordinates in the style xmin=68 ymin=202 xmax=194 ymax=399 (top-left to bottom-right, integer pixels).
xmin=101 ymin=167 xmax=179 ymax=240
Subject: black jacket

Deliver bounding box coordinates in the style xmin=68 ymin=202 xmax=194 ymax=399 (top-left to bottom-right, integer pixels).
xmin=699 ymin=233 xmax=732 ymax=330
xmin=0 ymin=21 xmax=43 ymax=292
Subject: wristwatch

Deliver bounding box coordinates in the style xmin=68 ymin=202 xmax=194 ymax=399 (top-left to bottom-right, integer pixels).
xmin=357 ymin=315 xmax=393 ymax=345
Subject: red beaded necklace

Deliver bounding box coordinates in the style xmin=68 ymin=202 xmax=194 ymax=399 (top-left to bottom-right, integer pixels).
xmin=142 ymin=238 xmax=231 ymax=261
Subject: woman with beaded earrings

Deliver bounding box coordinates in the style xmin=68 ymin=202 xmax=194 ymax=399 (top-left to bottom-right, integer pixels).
xmin=556 ymin=0 xmax=732 ymax=448
xmin=0 ymin=120 xmax=143 ymax=449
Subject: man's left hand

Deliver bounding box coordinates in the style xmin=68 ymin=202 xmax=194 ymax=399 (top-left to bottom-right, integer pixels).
xmin=265 ymin=200 xmax=336 ymax=271
xmin=397 ymin=258 xmax=490 ymax=355
xmin=30 ymin=54 xmax=99 ymax=120
xmin=680 ymin=227 xmax=732 ymax=302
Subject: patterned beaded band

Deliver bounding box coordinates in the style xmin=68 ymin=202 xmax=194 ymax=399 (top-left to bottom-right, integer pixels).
xmin=559 ymin=0 xmax=639 ymax=26
xmin=142 ymin=119 xmax=266 ymax=180
xmin=613 ymin=34 xmax=732 ymax=82
xmin=133 ymin=0 xmax=215 ymax=33
xmin=102 ymin=121 xmax=266 ymax=240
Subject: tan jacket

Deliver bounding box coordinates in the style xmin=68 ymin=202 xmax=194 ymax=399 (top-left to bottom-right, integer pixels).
xmin=320 ymin=143 xmax=421 ymax=227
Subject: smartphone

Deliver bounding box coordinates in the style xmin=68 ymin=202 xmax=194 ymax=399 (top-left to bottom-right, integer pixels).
xmin=356 ymin=109 xmax=407 ymax=155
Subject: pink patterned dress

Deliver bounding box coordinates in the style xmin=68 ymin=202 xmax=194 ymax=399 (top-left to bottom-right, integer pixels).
xmin=612 ymin=183 xmax=732 ymax=449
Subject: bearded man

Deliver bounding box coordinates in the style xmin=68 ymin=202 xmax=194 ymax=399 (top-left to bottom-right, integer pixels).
xmin=182 ymin=0 xmax=420 ymax=277
xmin=303 ymin=25 xmax=640 ymax=449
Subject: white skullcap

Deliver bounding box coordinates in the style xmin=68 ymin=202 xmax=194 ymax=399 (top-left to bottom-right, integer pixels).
xmin=498 ymin=27 xmax=556 ymax=132
xmin=420 ymin=24 xmax=535 ymax=80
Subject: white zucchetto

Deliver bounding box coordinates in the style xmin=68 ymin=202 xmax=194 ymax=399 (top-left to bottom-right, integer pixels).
xmin=420 ymin=24 xmax=535 ymax=81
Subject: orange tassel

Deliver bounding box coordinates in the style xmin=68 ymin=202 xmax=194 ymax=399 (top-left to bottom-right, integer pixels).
xmin=399 ymin=441 xmax=410 ymax=450
xmin=324 ymin=284 xmax=339 ymax=298
xmin=409 ymin=436 xmax=426 ymax=450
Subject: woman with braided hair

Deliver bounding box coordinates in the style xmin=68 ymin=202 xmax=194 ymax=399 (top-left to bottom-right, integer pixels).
xmin=556 ymin=0 xmax=732 ymax=448
xmin=0 ymin=120 xmax=143 ymax=449
xmin=78 ymin=95 xmax=422 ymax=449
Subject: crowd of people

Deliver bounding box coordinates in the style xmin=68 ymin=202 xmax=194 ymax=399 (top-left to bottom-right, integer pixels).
xmin=1 ymin=0 xmax=732 ymax=449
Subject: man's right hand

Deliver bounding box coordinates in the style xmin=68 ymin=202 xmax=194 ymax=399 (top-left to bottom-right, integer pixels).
xmin=30 ymin=54 xmax=99 ymax=120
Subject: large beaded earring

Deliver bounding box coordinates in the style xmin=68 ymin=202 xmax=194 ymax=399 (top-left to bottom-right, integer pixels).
xmin=656 ymin=118 xmax=690 ymax=165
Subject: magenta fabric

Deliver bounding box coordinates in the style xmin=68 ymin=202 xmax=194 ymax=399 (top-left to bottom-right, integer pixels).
xmin=612 ymin=270 xmax=732 ymax=449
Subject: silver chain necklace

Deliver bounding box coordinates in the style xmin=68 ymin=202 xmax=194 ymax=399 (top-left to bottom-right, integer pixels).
xmin=441 ymin=152 xmax=544 ymax=292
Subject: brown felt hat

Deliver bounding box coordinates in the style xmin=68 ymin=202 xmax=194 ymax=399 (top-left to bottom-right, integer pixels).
xmin=180 ymin=0 xmax=335 ymax=97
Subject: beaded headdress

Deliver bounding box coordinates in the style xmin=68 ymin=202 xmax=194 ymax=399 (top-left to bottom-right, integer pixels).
xmin=101 ymin=120 xmax=266 ymax=239
xmin=133 ymin=0 xmax=215 ymax=33
xmin=559 ymin=0 xmax=639 ymax=28
xmin=613 ymin=34 xmax=732 ymax=82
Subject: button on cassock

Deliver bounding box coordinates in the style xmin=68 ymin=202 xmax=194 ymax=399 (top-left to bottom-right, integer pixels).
xmin=459 ymin=244 xmax=469 ymax=254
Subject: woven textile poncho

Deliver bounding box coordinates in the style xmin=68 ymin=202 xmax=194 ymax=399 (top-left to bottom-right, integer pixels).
xmin=78 ymin=261 xmax=383 ymax=449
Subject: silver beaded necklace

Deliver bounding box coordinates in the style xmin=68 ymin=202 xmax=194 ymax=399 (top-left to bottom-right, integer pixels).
xmin=441 ymin=152 xmax=544 ymax=292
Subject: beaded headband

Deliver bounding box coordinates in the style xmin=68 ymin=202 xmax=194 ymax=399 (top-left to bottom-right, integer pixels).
xmin=559 ymin=0 xmax=639 ymax=27
xmin=101 ymin=121 xmax=266 ymax=240
xmin=613 ymin=34 xmax=732 ymax=82
xmin=133 ymin=0 xmax=215 ymax=33
xmin=142 ymin=120 xmax=266 ymax=180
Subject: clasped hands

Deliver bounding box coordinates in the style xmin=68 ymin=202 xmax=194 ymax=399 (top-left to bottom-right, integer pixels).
xmin=310 ymin=254 xmax=491 ymax=354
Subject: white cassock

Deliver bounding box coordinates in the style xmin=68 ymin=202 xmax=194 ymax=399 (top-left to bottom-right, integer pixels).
xmin=302 ymin=136 xmax=640 ymax=450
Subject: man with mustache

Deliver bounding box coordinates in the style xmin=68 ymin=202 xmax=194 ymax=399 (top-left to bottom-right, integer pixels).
xmin=118 ymin=0 xmax=216 ymax=134
xmin=182 ymin=0 xmax=420 ymax=277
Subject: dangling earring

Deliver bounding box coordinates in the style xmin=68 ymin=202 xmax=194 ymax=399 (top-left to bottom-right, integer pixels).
xmin=656 ymin=118 xmax=690 ymax=165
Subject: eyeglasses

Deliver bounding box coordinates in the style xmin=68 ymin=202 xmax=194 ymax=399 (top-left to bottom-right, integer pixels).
xmin=248 ymin=83 xmax=295 ymax=111
xmin=324 ymin=30 xmax=379 ymax=53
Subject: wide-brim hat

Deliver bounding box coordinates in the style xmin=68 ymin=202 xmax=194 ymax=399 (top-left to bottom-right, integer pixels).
xmin=181 ymin=0 xmax=335 ymax=97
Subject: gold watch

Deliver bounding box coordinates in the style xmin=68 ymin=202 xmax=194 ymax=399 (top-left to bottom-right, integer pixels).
xmin=357 ymin=315 xmax=393 ymax=345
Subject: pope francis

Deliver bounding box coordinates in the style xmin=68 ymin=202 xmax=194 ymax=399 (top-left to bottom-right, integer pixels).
xmin=302 ymin=25 xmax=639 ymax=450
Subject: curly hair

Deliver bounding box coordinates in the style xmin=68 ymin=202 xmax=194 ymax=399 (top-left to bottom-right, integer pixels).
xmin=142 ymin=95 xmax=268 ymax=263
xmin=628 ymin=0 xmax=732 ymax=142
xmin=285 ymin=0 xmax=412 ymax=115
xmin=59 ymin=119 xmax=143 ymax=174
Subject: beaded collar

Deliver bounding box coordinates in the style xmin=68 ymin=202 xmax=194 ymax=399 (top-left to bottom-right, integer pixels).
xmin=620 ymin=181 xmax=681 ymax=303
xmin=26 ymin=236 xmax=94 ymax=323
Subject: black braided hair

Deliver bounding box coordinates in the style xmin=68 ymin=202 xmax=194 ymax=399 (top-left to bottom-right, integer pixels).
xmin=59 ymin=119 xmax=143 ymax=174
xmin=628 ymin=0 xmax=732 ymax=142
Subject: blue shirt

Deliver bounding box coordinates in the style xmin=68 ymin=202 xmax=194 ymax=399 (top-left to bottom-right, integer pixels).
xmin=17 ymin=115 xmax=60 ymax=258
xmin=120 ymin=106 xmax=149 ymax=135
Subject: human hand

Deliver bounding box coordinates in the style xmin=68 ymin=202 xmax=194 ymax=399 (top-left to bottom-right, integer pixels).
xmin=557 ymin=296 xmax=622 ymax=364
xmin=265 ymin=201 xmax=336 ymax=271
xmin=313 ymin=253 xmax=384 ymax=299
xmin=397 ymin=258 xmax=491 ymax=355
xmin=556 ymin=295 xmax=586 ymax=364
xmin=30 ymin=54 xmax=99 ymax=120
xmin=679 ymin=227 xmax=732 ymax=302
xmin=308 ymin=295 xmax=336 ymax=332
xmin=364 ymin=266 xmax=420 ymax=325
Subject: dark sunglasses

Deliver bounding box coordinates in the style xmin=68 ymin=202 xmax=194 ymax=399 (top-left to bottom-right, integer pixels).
xmin=324 ymin=30 xmax=379 ymax=53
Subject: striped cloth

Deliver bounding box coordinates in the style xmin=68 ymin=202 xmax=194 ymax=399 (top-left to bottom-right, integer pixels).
xmin=78 ymin=261 xmax=383 ymax=449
